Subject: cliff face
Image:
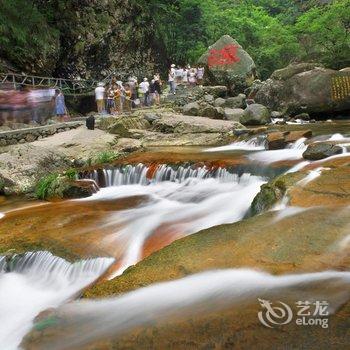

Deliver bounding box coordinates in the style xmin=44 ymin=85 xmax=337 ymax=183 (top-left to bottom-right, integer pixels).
xmin=1 ymin=0 xmax=166 ymax=79
xmin=43 ymin=0 xmax=166 ymax=79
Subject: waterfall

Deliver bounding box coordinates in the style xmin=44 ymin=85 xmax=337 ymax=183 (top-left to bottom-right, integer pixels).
xmin=248 ymin=138 xmax=308 ymax=164
xmin=203 ymin=136 xmax=267 ymax=152
xmin=32 ymin=268 xmax=350 ymax=350
xmin=85 ymin=163 xmax=255 ymax=188
xmin=0 ymin=251 xmax=114 ymax=350
xmin=79 ymin=166 xmax=266 ymax=277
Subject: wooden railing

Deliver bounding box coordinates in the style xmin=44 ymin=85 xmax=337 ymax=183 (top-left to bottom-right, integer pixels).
xmin=0 ymin=72 xmax=100 ymax=95
xmin=0 ymin=69 xmax=150 ymax=95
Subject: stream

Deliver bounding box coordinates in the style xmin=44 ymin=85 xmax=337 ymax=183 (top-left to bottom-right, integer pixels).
xmin=0 ymin=131 xmax=349 ymax=349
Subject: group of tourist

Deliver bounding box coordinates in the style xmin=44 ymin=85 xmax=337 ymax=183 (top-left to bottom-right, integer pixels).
xmin=95 ymin=64 xmax=205 ymax=114
xmin=168 ymin=64 xmax=205 ymax=94
xmin=94 ymin=75 xmax=162 ymax=115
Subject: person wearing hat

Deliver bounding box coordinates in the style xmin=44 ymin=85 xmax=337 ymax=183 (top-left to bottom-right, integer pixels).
xmin=95 ymin=82 xmax=105 ymax=114
xmin=139 ymin=77 xmax=150 ymax=106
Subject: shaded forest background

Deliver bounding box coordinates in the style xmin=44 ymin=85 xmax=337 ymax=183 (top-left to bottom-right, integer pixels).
xmin=0 ymin=0 xmax=349 ymax=79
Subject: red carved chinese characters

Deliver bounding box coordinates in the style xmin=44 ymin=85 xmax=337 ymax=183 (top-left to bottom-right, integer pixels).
xmin=208 ymin=44 xmax=240 ymax=68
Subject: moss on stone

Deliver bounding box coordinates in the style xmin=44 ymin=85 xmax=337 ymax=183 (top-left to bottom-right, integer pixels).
xmin=250 ymin=171 xmax=304 ymax=215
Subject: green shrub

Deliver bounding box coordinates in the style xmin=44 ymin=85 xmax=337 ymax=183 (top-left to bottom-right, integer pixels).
xmin=94 ymin=151 xmax=119 ymax=164
xmin=35 ymin=173 xmax=60 ymax=199
xmin=64 ymin=168 xmax=78 ymax=180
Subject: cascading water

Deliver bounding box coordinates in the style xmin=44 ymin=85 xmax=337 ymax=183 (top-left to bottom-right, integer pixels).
xmin=203 ymin=136 xmax=267 ymax=152
xmin=86 ymin=163 xmax=253 ymax=187
xmin=2 ymin=131 xmax=350 ymax=349
xmin=248 ymin=137 xmax=308 ymax=164
xmin=0 ymin=251 xmax=114 ymax=350
xmin=29 ymin=268 xmax=350 ymax=350
xmin=81 ymin=164 xmax=266 ymax=277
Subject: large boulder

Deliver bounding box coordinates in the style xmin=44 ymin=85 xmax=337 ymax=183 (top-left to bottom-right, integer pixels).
xmin=302 ymin=142 xmax=343 ymax=160
xmin=224 ymin=108 xmax=244 ymax=122
xmin=266 ymin=131 xmax=286 ymax=150
xmin=202 ymin=85 xmax=228 ymax=98
xmin=108 ymin=117 xmax=150 ymax=137
xmin=198 ymin=35 xmax=256 ymax=93
xmin=214 ymin=97 xmax=226 ymax=107
xmin=152 ymin=113 xmax=245 ymax=134
xmin=225 ymin=94 xmax=246 ymax=108
xmin=200 ymin=105 xmax=225 ymax=119
xmin=255 ymin=63 xmax=350 ymax=115
xmin=203 ymin=94 xmax=214 ymax=104
xmin=240 ymin=104 xmax=271 ymax=125
xmin=182 ymin=102 xmax=200 ymax=116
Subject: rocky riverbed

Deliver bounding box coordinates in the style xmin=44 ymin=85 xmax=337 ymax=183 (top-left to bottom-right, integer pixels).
xmin=1 ymin=75 xmax=350 ymax=349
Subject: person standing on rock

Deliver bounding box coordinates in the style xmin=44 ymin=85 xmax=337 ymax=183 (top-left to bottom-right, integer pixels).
xmin=168 ymin=65 xmax=176 ymax=95
xmin=124 ymin=84 xmax=132 ymax=113
xmin=153 ymin=73 xmax=162 ymax=105
xmin=182 ymin=66 xmax=189 ymax=85
xmin=196 ymin=66 xmax=205 ymax=86
xmin=139 ymin=78 xmax=150 ymax=106
xmin=114 ymin=84 xmax=122 ymax=114
xmin=189 ymin=67 xmax=197 ymax=86
xmin=175 ymin=66 xmax=183 ymax=85
xmin=55 ymin=90 xmax=67 ymax=121
xmin=149 ymin=79 xmax=156 ymax=106
xmin=95 ymin=82 xmax=105 ymax=114
xmin=106 ymin=84 xmax=115 ymax=114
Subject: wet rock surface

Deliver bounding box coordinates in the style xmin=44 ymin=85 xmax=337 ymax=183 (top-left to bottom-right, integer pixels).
xmin=303 ymin=142 xmax=343 ymax=160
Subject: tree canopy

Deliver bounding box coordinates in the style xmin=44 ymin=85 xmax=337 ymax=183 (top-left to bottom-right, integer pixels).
xmin=0 ymin=0 xmax=349 ymax=78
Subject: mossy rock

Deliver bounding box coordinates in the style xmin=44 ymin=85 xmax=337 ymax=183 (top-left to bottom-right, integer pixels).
xmin=35 ymin=173 xmax=97 ymax=200
xmin=250 ymin=171 xmax=304 ymax=215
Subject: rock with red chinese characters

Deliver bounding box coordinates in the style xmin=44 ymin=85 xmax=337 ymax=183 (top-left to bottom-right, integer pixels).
xmin=255 ymin=63 xmax=350 ymax=115
xmin=198 ymin=35 xmax=256 ymax=94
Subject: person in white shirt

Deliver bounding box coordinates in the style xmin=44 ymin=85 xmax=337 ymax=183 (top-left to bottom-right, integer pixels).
xmin=139 ymin=78 xmax=150 ymax=106
xmin=182 ymin=67 xmax=189 ymax=84
xmin=175 ymin=67 xmax=183 ymax=84
xmin=168 ymin=64 xmax=176 ymax=95
xmin=95 ymin=82 xmax=105 ymax=113
xmin=189 ymin=68 xmax=197 ymax=86
xmin=196 ymin=66 xmax=205 ymax=86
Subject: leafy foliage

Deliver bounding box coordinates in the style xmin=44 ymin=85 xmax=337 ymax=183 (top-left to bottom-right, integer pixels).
xmin=0 ymin=0 xmax=348 ymax=79
xmin=151 ymin=0 xmax=349 ymax=78
xmin=295 ymin=0 xmax=350 ymax=69
xmin=0 ymin=0 xmax=59 ymax=73
xmin=94 ymin=151 xmax=119 ymax=165
xmin=64 ymin=168 xmax=78 ymax=180
xmin=35 ymin=173 xmax=60 ymax=199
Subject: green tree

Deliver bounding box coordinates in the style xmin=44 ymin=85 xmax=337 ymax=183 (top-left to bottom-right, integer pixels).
xmin=0 ymin=0 xmax=59 ymax=74
xmin=295 ymin=0 xmax=350 ymax=69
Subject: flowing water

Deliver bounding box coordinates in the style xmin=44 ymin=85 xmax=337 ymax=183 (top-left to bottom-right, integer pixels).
xmin=0 ymin=131 xmax=350 ymax=349
xmin=83 ymin=164 xmax=266 ymax=276
xmin=31 ymin=269 xmax=350 ymax=350
xmin=0 ymin=251 xmax=114 ymax=349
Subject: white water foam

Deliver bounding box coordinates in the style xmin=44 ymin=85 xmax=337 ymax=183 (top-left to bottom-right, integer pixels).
xmin=203 ymin=136 xmax=266 ymax=152
xmin=297 ymin=167 xmax=330 ymax=187
xmin=81 ymin=165 xmax=266 ymax=277
xmin=0 ymin=251 xmax=114 ymax=350
xmin=248 ymin=138 xmax=307 ymax=164
xmin=40 ymin=269 xmax=350 ymax=350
